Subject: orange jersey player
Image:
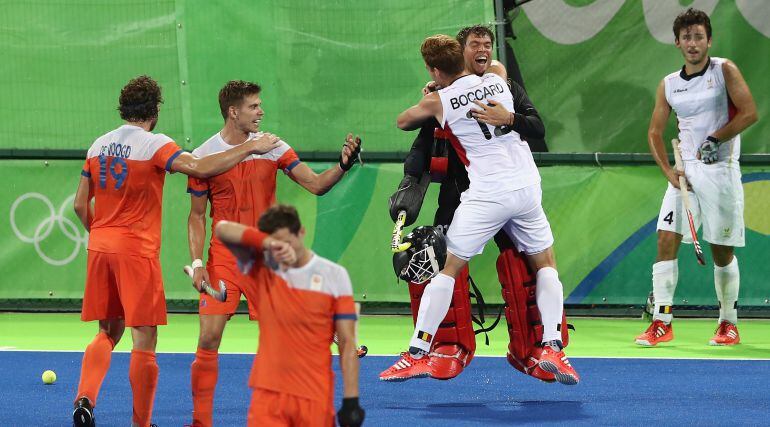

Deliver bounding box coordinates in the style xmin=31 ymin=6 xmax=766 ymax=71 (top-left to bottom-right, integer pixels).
xmin=215 ymin=205 xmax=364 ymax=427
xmin=185 ymin=80 xmax=361 ymax=427
xmin=71 ymin=75 xmax=281 ymax=427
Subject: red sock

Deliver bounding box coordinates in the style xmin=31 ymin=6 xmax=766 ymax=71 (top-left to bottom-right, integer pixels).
xmin=129 ymin=349 xmax=159 ymax=427
xmin=75 ymin=332 xmax=115 ymax=406
xmin=191 ymin=347 xmax=219 ymax=427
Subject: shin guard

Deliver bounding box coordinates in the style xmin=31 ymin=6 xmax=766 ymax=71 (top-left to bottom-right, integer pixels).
xmin=408 ymin=266 xmax=476 ymax=379
xmin=497 ymin=249 xmax=569 ymax=381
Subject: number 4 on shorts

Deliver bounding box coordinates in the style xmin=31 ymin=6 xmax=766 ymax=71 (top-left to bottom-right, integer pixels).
xmin=664 ymin=211 xmax=673 ymax=225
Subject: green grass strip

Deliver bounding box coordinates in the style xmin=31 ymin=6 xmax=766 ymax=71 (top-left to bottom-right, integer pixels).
xmin=1 ymin=313 xmax=768 ymax=359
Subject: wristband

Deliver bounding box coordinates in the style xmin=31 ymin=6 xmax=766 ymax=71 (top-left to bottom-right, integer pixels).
xmin=706 ymin=135 xmax=720 ymax=144
xmin=191 ymin=259 xmax=203 ymax=270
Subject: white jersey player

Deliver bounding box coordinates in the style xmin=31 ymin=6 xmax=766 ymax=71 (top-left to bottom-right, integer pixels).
xmin=383 ymin=34 xmax=580 ymax=385
xmin=636 ymin=8 xmax=757 ymax=347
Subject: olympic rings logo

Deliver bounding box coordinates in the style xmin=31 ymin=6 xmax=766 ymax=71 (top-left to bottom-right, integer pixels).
xmin=9 ymin=193 xmax=88 ymax=266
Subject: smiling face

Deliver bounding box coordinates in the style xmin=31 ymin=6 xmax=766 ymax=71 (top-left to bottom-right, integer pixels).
xmin=676 ymin=24 xmax=711 ymax=66
xmin=230 ymin=94 xmax=264 ymax=133
xmin=463 ymin=33 xmax=493 ymax=76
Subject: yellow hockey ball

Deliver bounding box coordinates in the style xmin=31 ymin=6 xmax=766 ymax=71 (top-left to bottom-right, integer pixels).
xmin=42 ymin=370 xmax=57 ymax=385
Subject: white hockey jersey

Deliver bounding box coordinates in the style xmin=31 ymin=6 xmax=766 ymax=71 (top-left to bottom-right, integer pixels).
xmin=437 ymin=73 xmax=540 ymax=196
xmin=664 ymin=57 xmax=740 ymax=165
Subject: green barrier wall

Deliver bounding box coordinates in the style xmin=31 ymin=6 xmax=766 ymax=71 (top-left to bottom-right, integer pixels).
xmin=4 ymin=161 xmax=769 ymax=306
xmin=0 ymin=0 xmax=492 ymax=153
xmin=512 ymin=0 xmax=770 ymax=153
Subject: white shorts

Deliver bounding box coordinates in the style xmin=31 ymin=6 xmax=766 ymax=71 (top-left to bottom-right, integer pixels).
xmin=446 ymin=184 xmax=554 ymax=260
xmin=657 ymin=161 xmax=744 ymax=247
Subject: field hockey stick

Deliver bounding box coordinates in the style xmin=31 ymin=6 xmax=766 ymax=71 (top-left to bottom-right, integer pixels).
xmin=391 ymin=210 xmax=412 ymax=253
xmin=671 ymin=139 xmax=706 ymax=266
xmin=183 ymin=265 xmax=228 ymax=302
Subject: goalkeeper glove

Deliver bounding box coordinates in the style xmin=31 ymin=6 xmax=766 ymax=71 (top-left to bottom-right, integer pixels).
xmin=337 ymin=397 xmax=365 ymax=427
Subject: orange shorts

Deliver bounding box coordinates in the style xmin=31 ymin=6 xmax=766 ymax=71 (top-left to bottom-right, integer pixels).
xmin=247 ymin=388 xmax=334 ymax=427
xmin=81 ymin=250 xmax=167 ymax=327
xmin=198 ymin=263 xmax=261 ymax=319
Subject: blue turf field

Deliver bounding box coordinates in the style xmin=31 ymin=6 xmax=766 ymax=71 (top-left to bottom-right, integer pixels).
xmin=2 ymin=351 xmax=770 ymax=426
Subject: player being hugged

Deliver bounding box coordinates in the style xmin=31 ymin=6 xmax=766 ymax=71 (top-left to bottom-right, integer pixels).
xmin=382 ymin=35 xmax=579 ymax=385
xmin=636 ymin=8 xmax=757 ymax=347
xmin=71 ymin=75 xmax=282 ymax=427
xmin=216 ymin=205 xmax=364 ymax=427
xmin=185 ymin=80 xmax=362 ymax=427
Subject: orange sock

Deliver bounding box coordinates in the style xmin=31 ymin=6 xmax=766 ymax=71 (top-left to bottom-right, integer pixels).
xmin=75 ymin=332 xmax=115 ymax=406
xmin=191 ymin=347 xmax=219 ymax=427
xmin=129 ymin=349 xmax=159 ymax=427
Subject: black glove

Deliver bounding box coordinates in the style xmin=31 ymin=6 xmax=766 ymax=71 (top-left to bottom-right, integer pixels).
xmin=337 ymin=397 xmax=365 ymax=427
xmin=340 ymin=137 xmax=363 ymax=171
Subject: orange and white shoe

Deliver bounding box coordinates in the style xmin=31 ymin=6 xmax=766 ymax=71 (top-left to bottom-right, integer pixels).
xmin=709 ymin=321 xmax=740 ymax=346
xmin=379 ymin=352 xmax=431 ymax=382
xmin=635 ymin=320 xmax=674 ymax=346
xmin=538 ymin=344 xmax=580 ymax=385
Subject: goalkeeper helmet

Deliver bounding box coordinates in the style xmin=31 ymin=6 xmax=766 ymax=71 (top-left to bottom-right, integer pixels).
xmin=392 ymin=226 xmax=447 ymax=284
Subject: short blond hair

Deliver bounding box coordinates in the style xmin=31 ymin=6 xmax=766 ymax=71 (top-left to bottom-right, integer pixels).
xmin=421 ymin=35 xmax=464 ymax=75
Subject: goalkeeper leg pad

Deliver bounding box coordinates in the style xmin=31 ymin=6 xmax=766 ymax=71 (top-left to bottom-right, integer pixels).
xmin=408 ymin=266 xmax=476 ymax=380
xmin=497 ymin=249 xmax=570 ymax=377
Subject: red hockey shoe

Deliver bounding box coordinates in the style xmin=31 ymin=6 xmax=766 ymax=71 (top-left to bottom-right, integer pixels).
xmin=709 ymin=321 xmax=740 ymax=346
xmin=635 ymin=320 xmax=674 ymax=347
xmin=379 ymin=352 xmax=431 ymax=382
xmin=507 ymin=347 xmax=556 ymax=383
xmin=538 ymin=344 xmax=580 ymax=385
xmin=429 ymin=344 xmax=470 ymax=380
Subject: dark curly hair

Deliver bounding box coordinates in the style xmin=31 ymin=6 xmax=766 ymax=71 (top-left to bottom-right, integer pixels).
xmin=118 ymin=75 xmax=163 ymax=122
xmin=218 ymin=80 xmax=262 ymax=120
xmin=673 ymin=8 xmax=711 ymax=41
xmin=258 ymin=204 xmax=302 ymax=235
xmin=456 ymin=25 xmax=494 ymax=48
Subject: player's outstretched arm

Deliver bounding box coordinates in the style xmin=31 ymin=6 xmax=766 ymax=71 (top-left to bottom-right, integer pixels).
xmin=711 ymin=60 xmax=758 ymax=142
xmin=648 ymin=79 xmax=681 ymax=188
xmin=397 ymin=93 xmax=442 ymax=131
xmin=288 ymin=134 xmax=361 ymax=196
xmin=171 ymin=133 xmax=281 ymax=178
xmin=335 ymin=318 xmax=364 ymax=427
xmin=73 ymin=176 xmax=93 ymax=231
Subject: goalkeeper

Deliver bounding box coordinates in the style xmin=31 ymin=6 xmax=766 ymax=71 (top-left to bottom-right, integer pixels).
xmin=381 ymin=25 xmax=571 ymax=383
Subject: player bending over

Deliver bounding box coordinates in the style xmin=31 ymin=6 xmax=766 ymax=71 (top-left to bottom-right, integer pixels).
xmin=216 ymin=205 xmax=364 ymax=427
xmin=71 ymin=75 xmax=281 ymax=427
xmin=636 ymin=8 xmax=757 ymax=347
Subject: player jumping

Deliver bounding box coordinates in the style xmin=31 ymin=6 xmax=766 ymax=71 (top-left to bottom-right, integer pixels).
xmin=383 ymin=35 xmax=579 ymax=385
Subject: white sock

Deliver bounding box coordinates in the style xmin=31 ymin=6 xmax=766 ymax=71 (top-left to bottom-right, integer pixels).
xmin=714 ymin=256 xmax=739 ymax=325
xmin=652 ymin=260 xmax=678 ymax=324
xmin=409 ymin=273 xmax=455 ymax=353
xmin=535 ymin=267 xmax=564 ymax=342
